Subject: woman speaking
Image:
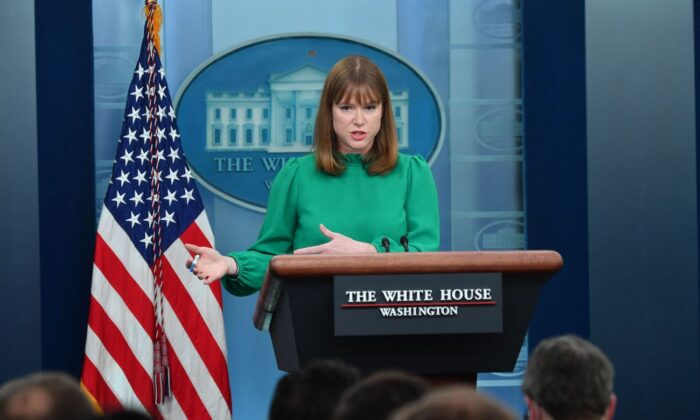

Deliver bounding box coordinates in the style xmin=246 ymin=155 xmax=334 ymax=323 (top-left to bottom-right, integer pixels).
xmin=186 ymin=55 xmax=440 ymax=296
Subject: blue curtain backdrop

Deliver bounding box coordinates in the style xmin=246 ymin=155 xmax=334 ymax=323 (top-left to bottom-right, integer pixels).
xmin=92 ymin=1 xmax=524 ymax=417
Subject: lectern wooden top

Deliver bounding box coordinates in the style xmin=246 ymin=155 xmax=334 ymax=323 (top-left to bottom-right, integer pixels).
xmin=254 ymin=251 xmax=562 ymax=331
xmin=268 ymin=251 xmax=562 ymax=277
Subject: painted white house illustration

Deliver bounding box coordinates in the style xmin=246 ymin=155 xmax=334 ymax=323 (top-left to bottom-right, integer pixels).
xmin=205 ymin=65 xmax=409 ymax=152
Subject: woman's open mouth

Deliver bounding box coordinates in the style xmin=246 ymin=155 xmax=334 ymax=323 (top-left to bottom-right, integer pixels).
xmin=351 ymin=131 xmax=367 ymax=141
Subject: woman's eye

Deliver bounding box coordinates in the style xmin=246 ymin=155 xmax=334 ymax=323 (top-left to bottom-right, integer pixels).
xmin=339 ymin=106 xmax=352 ymax=111
xmin=365 ymin=105 xmax=377 ymax=111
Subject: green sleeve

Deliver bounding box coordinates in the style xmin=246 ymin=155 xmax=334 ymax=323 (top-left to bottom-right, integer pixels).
xmin=222 ymin=158 xmax=299 ymax=296
xmin=371 ymin=155 xmax=440 ymax=252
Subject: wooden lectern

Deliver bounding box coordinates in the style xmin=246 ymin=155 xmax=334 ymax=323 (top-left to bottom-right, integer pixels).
xmin=253 ymin=251 xmax=562 ymax=384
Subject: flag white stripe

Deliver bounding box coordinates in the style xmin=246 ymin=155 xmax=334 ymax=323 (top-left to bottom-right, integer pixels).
xmin=157 ymin=391 xmax=188 ymax=420
xmin=165 ymin=240 xmax=228 ymax=355
xmin=164 ymin=297 xmax=231 ymax=420
xmin=97 ymin=205 xmax=155 ymax=303
xmin=85 ymin=326 xmax=148 ymax=413
xmin=91 ymin=265 xmax=153 ymax=377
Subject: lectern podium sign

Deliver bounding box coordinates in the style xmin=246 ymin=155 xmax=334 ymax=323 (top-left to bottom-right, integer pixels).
xmin=333 ymin=273 xmax=503 ymax=336
xmin=254 ymin=251 xmax=562 ymax=374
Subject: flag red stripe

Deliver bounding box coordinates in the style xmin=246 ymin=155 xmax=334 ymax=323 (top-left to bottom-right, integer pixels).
xmin=161 ymin=259 xmax=231 ymax=406
xmin=94 ymin=234 xmax=155 ymax=336
xmin=179 ymin=220 xmax=212 ymax=248
xmin=179 ymin=221 xmax=224 ymax=308
xmin=87 ymin=296 xmax=158 ymax=418
xmin=166 ymin=340 xmax=212 ymax=420
xmin=81 ymin=355 xmax=123 ymax=413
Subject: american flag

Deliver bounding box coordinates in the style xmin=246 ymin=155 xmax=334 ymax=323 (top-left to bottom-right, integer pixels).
xmin=81 ymin=4 xmax=232 ymax=419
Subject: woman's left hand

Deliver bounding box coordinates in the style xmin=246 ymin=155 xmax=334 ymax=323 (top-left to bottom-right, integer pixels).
xmin=293 ymin=224 xmax=377 ymax=254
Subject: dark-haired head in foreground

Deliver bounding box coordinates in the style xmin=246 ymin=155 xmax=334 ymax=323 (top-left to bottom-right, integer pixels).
xmin=390 ymin=386 xmax=516 ymax=420
xmin=522 ymin=334 xmax=616 ymax=420
xmin=333 ymin=370 xmax=429 ymax=420
xmin=269 ymin=359 xmax=361 ymax=420
xmin=0 ymin=372 xmax=96 ymax=420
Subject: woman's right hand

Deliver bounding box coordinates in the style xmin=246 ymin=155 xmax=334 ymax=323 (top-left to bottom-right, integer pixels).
xmin=184 ymin=243 xmax=238 ymax=285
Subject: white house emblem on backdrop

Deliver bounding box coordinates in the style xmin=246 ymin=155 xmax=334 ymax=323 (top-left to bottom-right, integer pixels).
xmin=174 ymin=35 xmax=444 ymax=212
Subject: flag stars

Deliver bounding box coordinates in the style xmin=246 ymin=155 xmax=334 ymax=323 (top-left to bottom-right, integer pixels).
xmin=101 ymin=28 xmax=211 ymax=274
xmin=127 ymin=107 xmax=141 ymax=123
xmin=130 ymin=85 xmax=144 ymax=101
xmin=161 ymin=210 xmax=176 ymax=227
xmin=165 ymin=169 xmax=179 ymax=184
xmin=182 ymin=167 xmax=193 ymax=183
xmin=181 ymin=188 xmax=195 ymax=204
xmin=140 ymin=232 xmax=153 ymax=248
xmin=134 ymin=63 xmax=147 ymax=80
xmin=111 ymin=191 xmax=126 ymax=208
xmin=164 ymin=189 xmax=178 ymax=205
xmin=119 ymin=149 xmax=134 ymax=165
xmin=115 ymin=170 xmax=131 ymax=187
xmin=156 ymin=127 xmax=167 ymax=142
xmin=136 ymin=149 xmax=149 ymax=165
xmin=144 ymin=211 xmax=155 ymax=226
xmin=129 ymin=191 xmax=145 ymax=206
xmin=105 ymin=42 xmax=210 ymax=254
xmin=168 ymin=147 xmax=180 ymax=163
xmin=139 ymin=127 xmax=150 ymax=143
xmin=126 ymin=211 xmax=141 ymax=228
xmin=133 ymin=169 xmax=148 ymax=186
xmin=156 ymin=106 xmax=167 ymax=121
xmin=169 ymin=127 xmax=180 ymax=142
xmin=123 ymin=128 xmax=138 ymax=144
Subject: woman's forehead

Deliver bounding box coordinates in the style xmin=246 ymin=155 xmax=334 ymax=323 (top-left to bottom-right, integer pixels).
xmin=336 ymin=84 xmax=381 ymax=104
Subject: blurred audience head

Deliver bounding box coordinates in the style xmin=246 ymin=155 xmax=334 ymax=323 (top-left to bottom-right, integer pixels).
xmin=333 ymin=370 xmax=429 ymax=420
xmin=0 ymin=372 xmax=95 ymax=420
xmin=522 ymin=334 xmax=616 ymax=420
xmin=390 ymin=386 xmax=516 ymax=420
xmin=269 ymin=359 xmax=361 ymax=420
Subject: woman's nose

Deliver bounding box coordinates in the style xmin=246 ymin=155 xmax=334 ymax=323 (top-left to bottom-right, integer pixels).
xmin=353 ymin=109 xmax=365 ymax=125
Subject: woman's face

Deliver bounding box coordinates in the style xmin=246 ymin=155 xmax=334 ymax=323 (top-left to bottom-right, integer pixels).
xmin=332 ymin=96 xmax=382 ymax=156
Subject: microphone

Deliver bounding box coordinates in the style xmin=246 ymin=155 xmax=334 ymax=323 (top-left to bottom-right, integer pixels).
xmin=400 ymin=235 xmax=409 ymax=252
xmin=381 ymin=237 xmax=390 ymax=253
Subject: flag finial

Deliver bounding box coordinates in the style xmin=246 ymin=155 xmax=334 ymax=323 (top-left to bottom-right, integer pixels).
xmin=144 ymin=0 xmax=163 ymax=56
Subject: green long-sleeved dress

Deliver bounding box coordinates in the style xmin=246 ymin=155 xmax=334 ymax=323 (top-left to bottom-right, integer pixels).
xmin=223 ymin=153 xmax=440 ymax=296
